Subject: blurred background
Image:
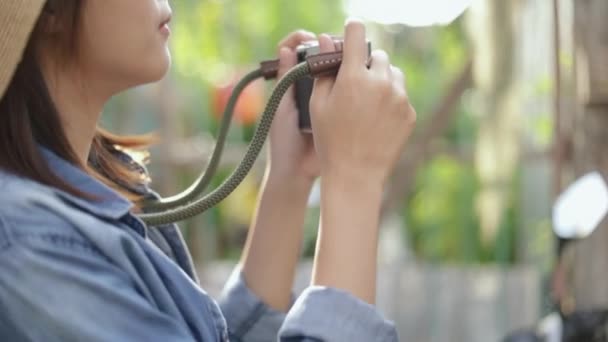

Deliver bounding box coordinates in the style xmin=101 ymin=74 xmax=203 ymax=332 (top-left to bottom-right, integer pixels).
xmin=101 ymin=0 xmax=608 ymax=340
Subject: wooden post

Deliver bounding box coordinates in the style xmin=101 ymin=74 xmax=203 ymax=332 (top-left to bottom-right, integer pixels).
xmin=574 ymin=0 xmax=608 ymax=106
xmin=569 ymin=0 xmax=608 ymax=310
xmin=468 ymin=0 xmax=520 ymax=245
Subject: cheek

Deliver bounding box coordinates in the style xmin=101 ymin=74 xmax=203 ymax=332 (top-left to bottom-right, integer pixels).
xmin=113 ymin=29 xmax=172 ymax=83
xmin=81 ymin=16 xmax=171 ymax=89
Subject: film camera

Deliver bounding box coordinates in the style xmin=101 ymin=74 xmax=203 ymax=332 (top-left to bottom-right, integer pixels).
xmin=295 ymin=38 xmax=372 ymax=132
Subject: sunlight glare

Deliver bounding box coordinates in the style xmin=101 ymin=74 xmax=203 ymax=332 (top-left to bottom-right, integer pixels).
xmin=344 ymin=0 xmax=474 ymax=26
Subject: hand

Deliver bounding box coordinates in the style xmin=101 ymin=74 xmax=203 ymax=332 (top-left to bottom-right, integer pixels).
xmin=266 ymin=30 xmax=320 ymax=186
xmin=308 ymin=21 xmax=416 ymax=303
xmin=241 ymin=30 xmax=322 ymax=310
xmin=310 ymin=21 xmax=416 ymax=187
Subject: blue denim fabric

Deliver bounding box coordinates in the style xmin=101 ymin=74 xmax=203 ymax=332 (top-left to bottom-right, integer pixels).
xmin=0 ymin=148 xmax=398 ymax=341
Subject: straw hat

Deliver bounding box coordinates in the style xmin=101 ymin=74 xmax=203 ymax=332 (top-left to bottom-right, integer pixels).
xmin=0 ymin=0 xmax=45 ymax=99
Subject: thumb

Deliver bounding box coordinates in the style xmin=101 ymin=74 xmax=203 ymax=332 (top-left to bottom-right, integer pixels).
xmin=312 ymin=34 xmax=337 ymax=97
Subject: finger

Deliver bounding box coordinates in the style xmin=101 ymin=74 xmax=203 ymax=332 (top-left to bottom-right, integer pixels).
xmin=390 ymin=65 xmax=407 ymax=97
xmin=277 ymin=47 xmax=297 ymax=80
xmin=370 ymin=50 xmax=391 ymax=78
xmin=391 ymin=65 xmax=408 ymax=96
xmin=392 ymin=66 xmax=405 ymax=86
xmin=278 ymin=30 xmax=316 ymax=51
xmin=313 ymin=34 xmax=337 ymax=95
xmin=391 ymin=65 xmax=404 ymax=83
xmin=317 ymin=33 xmax=337 ymax=60
xmin=342 ymin=19 xmax=368 ymax=70
xmin=275 ymin=47 xmax=298 ymax=106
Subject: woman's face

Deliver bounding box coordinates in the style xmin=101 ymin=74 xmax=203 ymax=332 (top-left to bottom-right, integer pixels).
xmin=76 ymin=0 xmax=172 ymax=93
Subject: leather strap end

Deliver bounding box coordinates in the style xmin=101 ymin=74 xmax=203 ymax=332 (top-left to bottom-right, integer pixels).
xmin=306 ymin=51 xmax=344 ymax=78
xmin=260 ymin=59 xmax=280 ymax=80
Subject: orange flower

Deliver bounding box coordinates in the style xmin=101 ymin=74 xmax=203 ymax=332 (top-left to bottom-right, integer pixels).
xmin=211 ymin=74 xmax=264 ymax=126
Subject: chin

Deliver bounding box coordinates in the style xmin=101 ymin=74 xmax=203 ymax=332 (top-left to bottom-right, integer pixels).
xmin=134 ymin=52 xmax=172 ymax=86
xmin=151 ymin=50 xmax=172 ymax=81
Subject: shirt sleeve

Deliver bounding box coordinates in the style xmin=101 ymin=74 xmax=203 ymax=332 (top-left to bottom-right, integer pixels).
xmin=218 ymin=265 xmax=293 ymax=342
xmin=218 ymin=264 xmax=398 ymax=342
xmin=279 ymin=286 xmax=399 ymax=342
xmin=0 ymin=230 xmax=195 ymax=342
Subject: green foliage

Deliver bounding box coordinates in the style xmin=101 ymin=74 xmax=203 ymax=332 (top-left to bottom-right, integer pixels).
xmin=405 ymin=155 xmax=520 ymax=264
xmin=166 ymin=0 xmax=346 ymax=259
xmin=169 ymin=8 xmax=520 ymax=263
xmin=407 ymin=155 xmax=482 ymax=263
xmin=171 ymin=0 xmax=345 ymax=83
xmin=104 ymin=3 xmax=529 ymax=265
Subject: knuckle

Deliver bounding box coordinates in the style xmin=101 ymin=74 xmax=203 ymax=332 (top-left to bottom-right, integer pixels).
xmin=393 ymin=81 xmax=407 ymax=97
xmin=392 ymin=88 xmax=405 ymax=103
xmin=379 ymin=78 xmax=393 ymax=94
xmin=392 ymin=65 xmax=404 ymax=79
xmin=405 ymin=104 xmax=417 ymax=125
xmin=371 ymin=50 xmax=390 ymax=66
xmin=277 ymin=38 xmax=288 ymax=49
xmin=371 ymin=49 xmax=388 ymax=59
xmin=295 ymin=30 xmax=311 ymax=40
xmin=391 ymin=90 xmax=415 ymax=124
xmin=377 ymin=71 xmax=392 ymax=86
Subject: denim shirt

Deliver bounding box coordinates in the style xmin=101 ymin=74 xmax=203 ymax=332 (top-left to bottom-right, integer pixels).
xmin=0 ymin=148 xmax=398 ymax=341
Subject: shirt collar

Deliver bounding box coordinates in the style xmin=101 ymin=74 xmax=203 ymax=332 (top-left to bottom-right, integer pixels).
xmin=40 ymin=146 xmax=133 ymax=220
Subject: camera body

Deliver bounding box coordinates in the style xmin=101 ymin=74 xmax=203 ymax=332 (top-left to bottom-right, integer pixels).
xmin=295 ymin=38 xmax=371 ymax=132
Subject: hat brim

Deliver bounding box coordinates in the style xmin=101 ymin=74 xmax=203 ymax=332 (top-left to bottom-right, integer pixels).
xmin=0 ymin=0 xmax=46 ymax=99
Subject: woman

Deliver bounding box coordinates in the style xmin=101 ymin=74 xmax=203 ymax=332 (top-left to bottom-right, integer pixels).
xmin=0 ymin=0 xmax=416 ymax=341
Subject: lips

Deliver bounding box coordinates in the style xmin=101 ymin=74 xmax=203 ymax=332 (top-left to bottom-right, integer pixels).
xmin=159 ymin=12 xmax=172 ymax=29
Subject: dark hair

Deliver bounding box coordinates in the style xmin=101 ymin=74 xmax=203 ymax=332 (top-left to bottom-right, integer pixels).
xmin=0 ymin=0 xmax=155 ymax=203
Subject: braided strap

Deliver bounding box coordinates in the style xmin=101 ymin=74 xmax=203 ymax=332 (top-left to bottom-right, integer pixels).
xmin=143 ymin=69 xmax=264 ymax=212
xmin=138 ymin=62 xmax=311 ymax=225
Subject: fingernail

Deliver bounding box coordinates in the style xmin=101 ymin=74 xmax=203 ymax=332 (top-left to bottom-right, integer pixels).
xmin=345 ymin=17 xmax=363 ymax=25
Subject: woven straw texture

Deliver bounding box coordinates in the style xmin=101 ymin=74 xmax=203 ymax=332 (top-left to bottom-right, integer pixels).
xmin=0 ymin=0 xmax=45 ymax=98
